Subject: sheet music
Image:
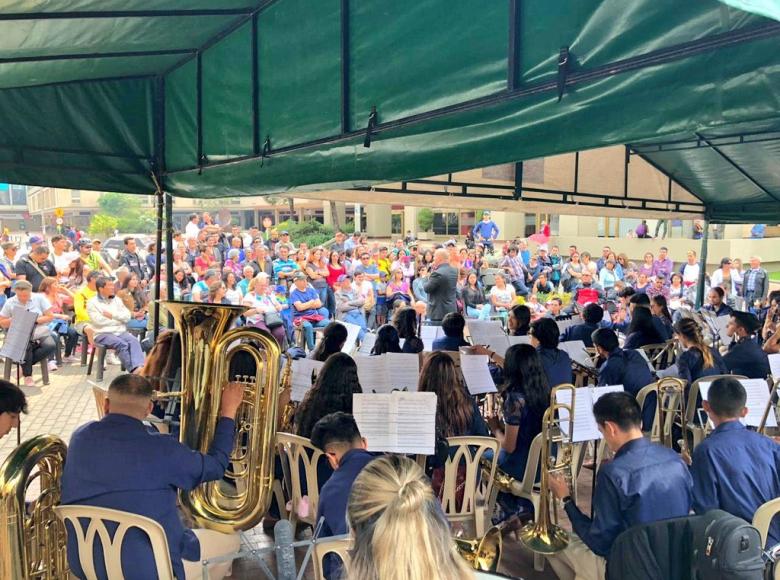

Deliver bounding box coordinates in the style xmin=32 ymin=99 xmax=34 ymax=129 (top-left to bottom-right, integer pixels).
xmin=355 ymin=355 xmax=390 ymax=393
xmin=508 ymin=335 xmax=531 ymax=346
xmin=0 ymin=307 xmax=39 ymax=363
xmin=353 ymin=391 xmax=437 ymax=454
xmin=699 ymin=379 xmax=777 ymax=428
xmin=467 ymin=320 xmax=511 ymax=357
xmin=635 ymin=349 xmax=656 ymax=373
xmin=714 ymin=315 xmax=733 ymax=346
xmin=338 ymin=321 xmax=362 ymax=354
xmin=459 ymin=354 xmax=496 ymax=395
xmin=355 ymin=353 xmax=419 ymax=394
xmin=769 ymin=354 xmax=780 ymax=380
xmin=656 ymin=363 xmax=679 ymax=379
xmin=556 ymin=385 xmax=624 ymax=442
xmin=290 ymin=359 xmax=325 ymax=402
xmin=559 ymin=340 xmax=594 ymax=369
xmin=420 ymin=325 xmax=441 ymax=352
xmin=357 ymin=332 xmax=376 ymax=356
xmin=556 ymin=318 xmax=575 ymax=334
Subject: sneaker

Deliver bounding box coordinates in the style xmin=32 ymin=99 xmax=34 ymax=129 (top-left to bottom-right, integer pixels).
xmin=48 ymin=361 xmax=58 ymax=372
xmin=106 ymin=352 xmax=121 ymax=366
xmin=23 ymin=376 xmax=35 ymax=387
xmin=62 ymin=354 xmax=79 ymax=364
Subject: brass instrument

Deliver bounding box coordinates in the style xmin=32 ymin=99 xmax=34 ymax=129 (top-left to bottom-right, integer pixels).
xmin=518 ymin=384 xmax=575 ymax=554
xmin=455 ymin=524 xmax=504 ymax=572
xmin=656 ymin=377 xmax=688 ymax=455
xmin=164 ymin=300 xmax=284 ymax=532
xmin=0 ymin=435 xmax=68 ymax=580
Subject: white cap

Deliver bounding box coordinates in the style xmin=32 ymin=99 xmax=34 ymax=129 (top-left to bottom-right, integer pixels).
xmin=538 ymin=244 xmax=549 ymax=252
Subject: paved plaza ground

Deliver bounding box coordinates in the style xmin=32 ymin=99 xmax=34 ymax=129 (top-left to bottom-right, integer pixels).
xmin=1 ymin=360 xmax=581 ymax=579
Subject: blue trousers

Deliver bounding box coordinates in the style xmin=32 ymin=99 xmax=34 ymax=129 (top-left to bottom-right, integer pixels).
xmin=297 ymin=308 xmax=330 ymax=350
xmin=341 ymin=310 xmax=368 ymax=341
xmin=466 ymin=304 xmax=492 ymax=320
xmin=94 ymin=332 xmax=145 ymax=372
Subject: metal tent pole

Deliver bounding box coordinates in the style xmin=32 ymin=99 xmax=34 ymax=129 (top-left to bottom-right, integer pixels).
xmin=152 ymin=189 xmax=164 ymax=340
xmin=695 ymin=219 xmax=710 ymax=309
xmin=165 ymin=193 xmax=174 ymax=327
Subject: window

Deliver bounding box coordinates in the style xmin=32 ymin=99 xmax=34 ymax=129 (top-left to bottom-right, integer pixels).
xmin=70 ymin=189 xmax=81 ymax=203
xmin=391 ymin=211 xmax=404 ymax=235
xmin=433 ymin=212 xmax=458 ymax=236
xmin=459 ymin=211 xmax=475 ymax=236
xmin=10 ymin=185 xmax=26 ymax=206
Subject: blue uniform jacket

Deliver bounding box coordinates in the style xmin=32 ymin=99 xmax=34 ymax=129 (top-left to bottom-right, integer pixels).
xmin=432 ymin=335 xmax=470 ymax=352
xmin=61 ymin=413 xmax=235 ymax=580
xmin=316 ymin=449 xmax=376 ymax=538
xmin=691 ymin=421 xmax=780 ymax=547
xmin=565 ymin=437 xmax=692 ymax=557
xmin=598 ymin=348 xmax=655 ymax=429
xmin=723 ymin=338 xmax=771 ymax=379
xmin=538 ymin=346 xmax=573 ymax=387
xmin=561 ymin=322 xmax=600 ymax=348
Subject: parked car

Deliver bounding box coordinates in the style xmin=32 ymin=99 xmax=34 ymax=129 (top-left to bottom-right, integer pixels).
xmin=101 ymin=234 xmax=153 ymax=266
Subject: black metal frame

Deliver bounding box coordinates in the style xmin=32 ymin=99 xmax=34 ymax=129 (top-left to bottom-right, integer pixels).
xmin=0 ymin=9 xmax=255 ymax=20
xmin=629 ymin=129 xmax=780 ymax=154
xmin=0 ymin=48 xmax=195 ymax=65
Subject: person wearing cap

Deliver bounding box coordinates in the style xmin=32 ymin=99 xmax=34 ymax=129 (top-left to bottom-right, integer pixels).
xmin=723 ymin=311 xmax=770 ymax=379
xmin=472 ymin=211 xmax=499 ymax=253
xmin=87 ymin=277 xmax=145 ymax=373
xmin=710 ymin=257 xmax=737 ymax=297
xmin=334 ymin=274 xmax=367 ymax=340
xmin=273 ymin=231 xmax=295 ymax=257
xmin=741 ymin=256 xmax=769 ymax=308
xmin=77 ymin=238 xmax=111 ymax=275
xmin=0 ymin=280 xmax=58 ymax=386
xmin=290 ymin=272 xmax=329 ymax=351
xmin=15 ymin=245 xmax=56 ymax=292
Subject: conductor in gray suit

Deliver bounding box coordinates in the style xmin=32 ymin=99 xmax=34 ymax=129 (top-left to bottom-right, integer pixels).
xmin=423 ymin=248 xmax=459 ymax=324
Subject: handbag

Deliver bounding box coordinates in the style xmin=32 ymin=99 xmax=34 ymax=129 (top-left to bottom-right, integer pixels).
xmin=263 ymin=311 xmax=284 ymax=329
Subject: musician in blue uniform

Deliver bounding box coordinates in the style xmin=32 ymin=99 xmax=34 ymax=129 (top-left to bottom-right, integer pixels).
xmin=560 ymin=303 xmax=603 ymax=348
xmin=592 ymin=328 xmax=655 ymax=430
xmin=61 ymin=374 xmax=244 ymax=580
xmin=530 ymin=317 xmax=572 ymax=387
xmin=723 ymin=311 xmax=770 ymax=379
xmin=690 ymin=377 xmax=780 ymax=547
xmin=674 ymin=317 xmax=727 ymax=384
xmin=702 ymin=286 xmax=733 ymax=317
xmin=431 ymin=312 xmax=470 ymax=351
xmin=549 ymin=392 xmax=692 ymax=580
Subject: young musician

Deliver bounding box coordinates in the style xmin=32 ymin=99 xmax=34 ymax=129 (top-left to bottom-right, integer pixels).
xmin=673 ymin=318 xmax=727 ymax=384
xmin=310 ymin=321 xmax=348 ymax=362
xmin=392 ymin=307 xmax=424 ymax=354
xmin=592 ymin=328 xmax=655 ymax=430
xmin=0 ymin=380 xmax=27 ymax=439
xmin=432 ymin=312 xmax=470 ymax=352
xmin=548 ymin=392 xmax=692 ymax=580
xmin=560 ymin=303 xmax=603 ymax=348
xmin=370 ymin=324 xmax=402 ymax=355
xmin=723 ymin=311 xmax=771 ymax=379
xmin=623 ymin=306 xmax=663 ymax=350
xmin=702 ymin=286 xmax=733 ymax=317
xmin=294 ymin=353 xmax=363 ymax=439
xmin=61 ymin=374 xmax=244 ymax=580
xmin=508 ymin=303 xmax=532 ymax=336
xmin=690 ymin=377 xmax=780 ymax=547
xmin=530 ymin=317 xmax=573 ymax=388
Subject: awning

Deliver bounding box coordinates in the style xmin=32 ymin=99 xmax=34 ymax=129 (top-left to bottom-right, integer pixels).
xmin=0 ymin=1 xmax=778 ymax=223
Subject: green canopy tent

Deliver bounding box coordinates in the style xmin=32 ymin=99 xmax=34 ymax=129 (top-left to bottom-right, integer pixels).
xmin=0 ymin=0 xmax=779 ymax=325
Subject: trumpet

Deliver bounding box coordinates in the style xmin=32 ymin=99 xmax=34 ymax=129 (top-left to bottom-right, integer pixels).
xmin=455 ymin=524 xmax=504 ymax=572
xmin=656 ymin=377 xmax=688 ymax=456
xmin=518 ymin=383 xmax=575 ymax=554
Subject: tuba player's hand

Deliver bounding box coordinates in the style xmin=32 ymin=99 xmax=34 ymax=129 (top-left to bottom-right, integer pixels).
xmin=220 ymin=382 xmax=245 ymax=419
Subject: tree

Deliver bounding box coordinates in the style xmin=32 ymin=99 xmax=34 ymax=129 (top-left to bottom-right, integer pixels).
xmin=97 ymin=192 xmax=156 ymax=234
xmin=89 ymin=214 xmax=119 ymax=238
xmin=417 ymin=208 xmax=434 ymax=232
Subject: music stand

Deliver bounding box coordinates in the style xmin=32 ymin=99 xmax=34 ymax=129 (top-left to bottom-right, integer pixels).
xmin=0 ymin=306 xmax=46 ymax=386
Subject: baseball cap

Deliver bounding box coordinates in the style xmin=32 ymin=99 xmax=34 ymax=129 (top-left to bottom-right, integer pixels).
xmin=337 ymin=274 xmax=352 ymax=283
xmin=539 ymin=244 xmax=549 ymax=252
xmin=281 ymin=230 xmax=290 ymax=236
xmin=292 ymin=271 xmax=306 ymax=281
xmin=29 ymin=235 xmax=43 ymax=244
xmin=77 ymin=238 xmax=92 ymax=247
xmin=1 ymin=242 xmax=18 ymax=250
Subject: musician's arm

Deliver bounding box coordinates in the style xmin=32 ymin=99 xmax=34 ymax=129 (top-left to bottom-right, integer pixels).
xmin=564 ymin=470 xmax=623 ymax=557
xmin=689 ymin=448 xmax=719 ymax=515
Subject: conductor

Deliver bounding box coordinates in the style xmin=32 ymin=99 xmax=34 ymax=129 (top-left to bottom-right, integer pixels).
xmin=423 ymin=248 xmax=458 ymax=324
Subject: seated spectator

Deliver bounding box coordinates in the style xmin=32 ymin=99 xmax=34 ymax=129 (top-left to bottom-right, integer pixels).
xmin=385 ymin=267 xmax=415 ymax=315
xmin=118 ymin=272 xmax=149 ymax=332
xmin=38 ymin=277 xmax=79 ymax=365
xmin=333 ymin=274 xmax=367 ymax=341
xmin=206 ymin=281 xmax=230 ymax=305
xmin=545 ymin=297 xmax=567 ymax=320
xmin=370 ymin=324 xmax=402 ymax=356
xmin=242 ymin=273 xmax=287 ymax=347
xmin=290 ymin=272 xmax=329 ymax=351
xmin=311 ymin=322 xmax=348 ymax=362
xmin=86 ymin=277 xmax=145 ymax=373
xmin=570 ymin=271 xmax=604 ymax=308
xmin=15 ymin=245 xmax=56 ymax=291
xmin=0 ymin=280 xmax=57 ymax=386
xmin=561 ymin=303 xmax=603 ymax=348
xmin=432 ymin=312 xmax=469 ymax=352
xmin=461 ymin=271 xmax=490 ymax=320
xmin=531 ymin=272 xmax=555 ymax=294
xmin=530 ymin=317 xmax=572 ymax=388
xmin=73 ymin=271 xmax=99 ymax=345
xmin=489 ymin=273 xmax=516 ymax=324
xmin=392 ymin=307 xmax=424 ymax=354
xmin=191 ymin=269 xmax=220 ymax=303
xmin=294 ymin=353 xmax=362 ymax=439
xmin=345 ymin=455 xmax=475 ymax=580
xmin=723 ymin=311 xmax=771 ymax=379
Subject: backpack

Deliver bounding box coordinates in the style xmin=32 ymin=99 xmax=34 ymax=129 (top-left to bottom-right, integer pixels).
xmin=691 ymin=510 xmax=765 ymax=580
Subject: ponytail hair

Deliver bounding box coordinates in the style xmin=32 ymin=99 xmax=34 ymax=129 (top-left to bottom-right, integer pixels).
xmin=346 ymin=455 xmax=474 ymax=580
xmin=674 ymin=318 xmax=714 ymax=369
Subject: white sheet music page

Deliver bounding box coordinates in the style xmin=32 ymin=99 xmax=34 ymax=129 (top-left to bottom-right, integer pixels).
xmin=699 ymin=379 xmax=776 ymax=428
xmin=556 ymin=385 xmax=624 ymax=442
xmin=290 ymin=359 xmax=325 ymax=402
xmin=556 ymin=318 xmax=575 ymax=334
xmin=353 ymin=392 xmax=437 ymax=454
xmin=715 ymin=316 xmax=733 ymax=346
xmin=467 ymin=320 xmax=511 ymax=357
xmin=356 ymin=332 xmax=377 ymax=356
xmin=420 ymin=325 xmax=441 ymax=352
xmin=559 ymin=340 xmax=594 ymax=369
xmin=338 ymin=321 xmax=362 ymax=354
xmin=385 ymin=353 xmax=420 ymax=392
xmin=355 ymin=355 xmax=391 ymax=393
xmin=769 ymin=354 xmax=780 ymax=381
xmin=353 ymin=394 xmax=395 ymax=451
xmin=508 ymin=335 xmax=531 ymax=346
xmin=460 ymin=354 xmax=497 ymax=395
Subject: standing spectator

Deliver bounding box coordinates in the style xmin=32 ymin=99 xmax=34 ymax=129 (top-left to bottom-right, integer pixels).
xmin=87 ymin=277 xmax=145 ymax=373
xmin=0 ymin=280 xmax=57 ymax=386
xmin=742 ymin=256 xmax=769 ymax=308
xmin=15 ymin=246 xmax=56 ymax=292
xmin=184 ymin=213 xmax=200 ymax=240
xmin=423 ymin=248 xmax=458 ymax=324
xmin=679 ymin=250 xmax=700 ymax=289
xmin=710 ymin=257 xmax=737 ymax=297
xmin=500 ymin=245 xmax=529 ymax=297
xmin=274 ymin=231 xmax=295 ymax=256
xmin=750 ymin=224 xmax=766 ymax=239
xmin=272 ymin=245 xmax=299 ymax=285
xmin=0 ymin=241 xmax=19 ymax=285
xmin=654 ymin=218 xmax=668 ymax=239
xmin=330 ymin=231 xmax=346 ymax=253
xmin=651 ymin=246 xmax=673 ymax=281
xmin=472 ymin=211 xmax=499 ymax=253
xmin=121 ymin=237 xmax=149 ymax=284
xmin=290 ymin=272 xmax=329 ymax=351
xmin=334 ymin=274 xmax=367 ymax=341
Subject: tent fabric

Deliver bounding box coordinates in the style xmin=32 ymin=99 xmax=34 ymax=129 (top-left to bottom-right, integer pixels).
xmin=0 ymin=1 xmax=778 ymax=224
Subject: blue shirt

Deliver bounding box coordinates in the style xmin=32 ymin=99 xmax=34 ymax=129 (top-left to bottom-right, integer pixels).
xmin=272 ymin=258 xmax=298 ymax=281
xmin=691 ymin=421 xmax=780 ymax=547
xmin=676 ymin=347 xmax=727 ymax=385
xmin=61 ymin=414 xmax=236 ymax=580
xmin=472 ymin=220 xmax=499 ymax=240
xmin=500 ymin=391 xmax=545 ymax=480
xmin=537 ymin=347 xmax=573 ymax=388
xmin=561 ymin=322 xmax=600 ymax=348
xmin=432 ymin=335 xmax=470 ymax=352
xmin=723 ymin=338 xmax=771 ymax=379
xmin=290 ymin=285 xmax=321 ymax=318
xmin=598 ymin=348 xmax=655 ymax=429
xmin=565 ymin=437 xmax=692 ymax=557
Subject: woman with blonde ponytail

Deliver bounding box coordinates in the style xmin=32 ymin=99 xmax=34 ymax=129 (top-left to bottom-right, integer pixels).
xmin=673 ymin=317 xmax=727 ymax=385
xmin=345 ymin=455 xmax=482 ymax=580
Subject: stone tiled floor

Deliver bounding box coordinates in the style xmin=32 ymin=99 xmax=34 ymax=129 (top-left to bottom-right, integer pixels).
xmin=1 ymin=360 xmax=594 ymax=579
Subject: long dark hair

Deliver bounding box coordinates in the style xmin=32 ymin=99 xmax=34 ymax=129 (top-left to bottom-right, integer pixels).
xmin=294 ymin=353 xmax=362 ymax=438
xmin=392 ymin=307 xmax=418 ymax=340
xmin=651 ymin=295 xmax=672 ymax=323
xmin=673 ymin=318 xmax=715 ymax=369
xmin=509 ymin=304 xmax=531 ymax=336
xmin=371 ymin=324 xmax=402 ymax=355
xmin=311 ymin=322 xmax=348 ymax=362
xmin=417 ymin=352 xmax=473 ymax=437
xmin=627 ymin=306 xmax=662 ymax=342
xmin=503 ymin=344 xmax=551 ymax=412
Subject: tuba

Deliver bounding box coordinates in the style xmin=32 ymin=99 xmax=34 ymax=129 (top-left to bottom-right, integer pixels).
xmin=656 ymin=377 xmax=688 ymax=455
xmin=455 ymin=524 xmax=504 ymax=572
xmin=164 ymin=301 xmax=286 ymax=532
xmin=0 ymin=434 xmax=68 ymax=579
xmin=518 ymin=384 xmax=575 ymax=554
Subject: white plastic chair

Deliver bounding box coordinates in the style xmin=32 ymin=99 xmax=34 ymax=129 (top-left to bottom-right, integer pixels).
xmin=685 ymin=374 xmax=747 ymax=449
xmin=636 ymin=382 xmax=661 ymax=441
xmin=276 ymin=432 xmax=325 ymax=530
xmin=753 ymin=498 xmax=780 ymax=580
xmin=312 ymin=535 xmax=351 ymax=580
xmin=54 ymin=505 xmax=174 ymax=580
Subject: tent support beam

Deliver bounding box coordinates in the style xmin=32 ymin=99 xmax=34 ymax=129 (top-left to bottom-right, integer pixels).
xmin=630 ymin=130 xmax=780 ymax=154
xmin=0 ymin=49 xmax=195 ymax=65
xmin=153 ymin=188 xmax=164 ymax=341
xmin=694 ymin=132 xmax=780 ymax=204
xmin=508 ymin=0 xmax=521 ymax=89
xmin=696 ymin=219 xmax=710 ymax=309
xmin=0 ymin=9 xmax=254 ymax=20
xmin=513 ymin=162 xmax=523 ymax=200
xmin=165 ymin=193 xmax=174 ymax=328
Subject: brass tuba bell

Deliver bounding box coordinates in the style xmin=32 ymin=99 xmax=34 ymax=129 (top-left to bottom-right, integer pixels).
xmin=455 ymin=524 xmax=504 ymax=572
xmin=164 ymin=301 xmax=286 ymax=533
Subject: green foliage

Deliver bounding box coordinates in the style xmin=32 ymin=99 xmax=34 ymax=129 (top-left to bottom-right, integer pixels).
xmin=89 ymin=214 xmax=119 ymax=237
xmin=98 ymin=192 xmax=156 ymax=233
xmin=417 ymin=208 xmax=434 ymax=232
xmin=275 ymin=219 xmax=335 ymax=248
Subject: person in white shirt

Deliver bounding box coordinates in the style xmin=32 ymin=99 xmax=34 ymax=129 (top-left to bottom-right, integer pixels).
xmin=87 ymin=277 xmax=145 ymax=373
xmin=184 ymin=213 xmax=201 ymax=240
xmin=680 ymin=250 xmax=701 ymax=289
xmin=50 ymin=234 xmax=79 ymax=282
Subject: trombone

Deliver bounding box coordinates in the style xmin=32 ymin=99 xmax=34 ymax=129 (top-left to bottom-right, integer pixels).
xmin=518 ymin=383 xmax=575 ymax=554
xmin=656 ymin=377 xmax=688 ymax=456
